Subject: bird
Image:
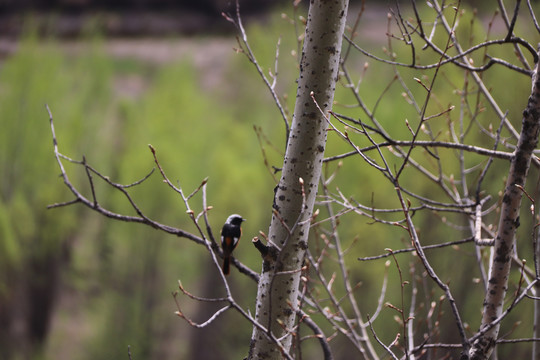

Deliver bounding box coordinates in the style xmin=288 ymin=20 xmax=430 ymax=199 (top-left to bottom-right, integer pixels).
xmin=221 ymin=214 xmax=245 ymax=275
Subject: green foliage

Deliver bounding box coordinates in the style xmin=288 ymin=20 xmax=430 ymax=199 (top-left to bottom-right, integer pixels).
xmin=0 ymin=31 xmax=113 ymax=271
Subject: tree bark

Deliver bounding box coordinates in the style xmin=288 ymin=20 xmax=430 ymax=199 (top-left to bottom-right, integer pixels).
xmin=467 ymin=52 xmax=540 ymax=359
xmin=248 ymin=0 xmax=349 ymax=358
xmin=534 ymin=242 xmax=540 ymax=360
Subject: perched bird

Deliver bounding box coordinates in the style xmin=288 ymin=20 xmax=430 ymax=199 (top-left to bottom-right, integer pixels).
xmin=221 ymin=214 xmax=245 ymax=275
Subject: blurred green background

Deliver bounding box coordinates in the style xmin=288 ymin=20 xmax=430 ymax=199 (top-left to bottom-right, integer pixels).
xmin=1 ymin=2 xmax=539 ymax=359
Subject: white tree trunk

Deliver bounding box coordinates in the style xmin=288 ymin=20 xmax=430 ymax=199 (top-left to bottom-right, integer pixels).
xmin=248 ymin=0 xmax=349 ymax=358
xmin=468 ymin=54 xmax=540 ymax=359
xmin=533 ymin=221 xmax=540 ymax=360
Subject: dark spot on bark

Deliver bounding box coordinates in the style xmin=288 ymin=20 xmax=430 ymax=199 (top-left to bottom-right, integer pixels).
xmin=497 ymin=241 xmax=510 ymax=254
xmin=263 ymin=259 xmax=272 ymax=272
xmin=283 ymin=308 xmax=293 ymax=316
xmin=514 ymin=157 xmax=528 ymax=173
xmin=494 ymin=241 xmax=511 ymax=263
xmin=326 ymin=45 xmax=336 ymax=54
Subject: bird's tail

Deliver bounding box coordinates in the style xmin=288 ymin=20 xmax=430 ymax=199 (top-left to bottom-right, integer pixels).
xmin=223 ymin=256 xmax=230 ymax=275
